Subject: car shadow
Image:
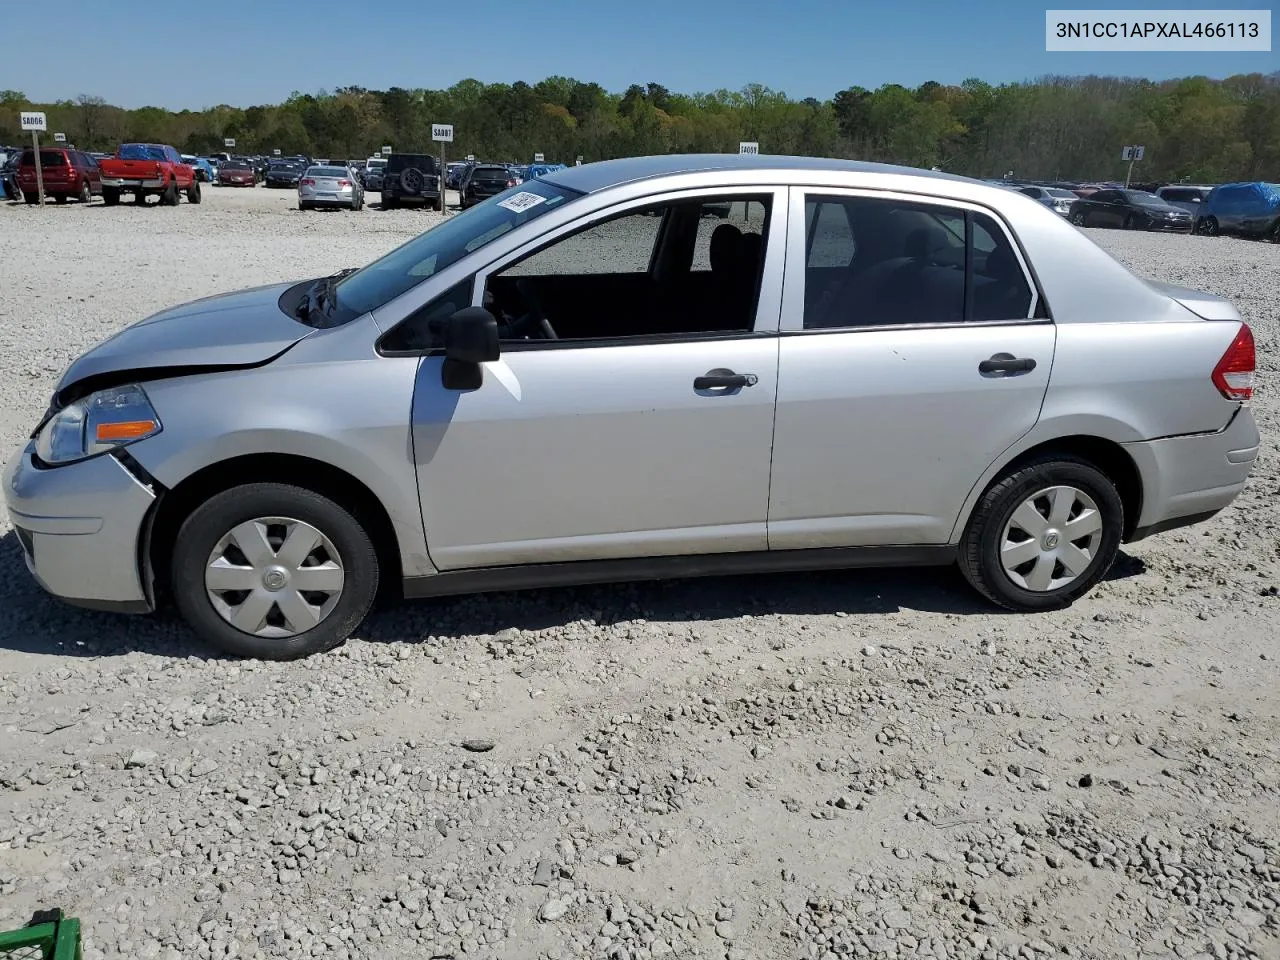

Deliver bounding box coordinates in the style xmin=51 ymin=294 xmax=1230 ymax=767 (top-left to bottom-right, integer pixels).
xmin=0 ymin=530 xmax=1149 ymax=660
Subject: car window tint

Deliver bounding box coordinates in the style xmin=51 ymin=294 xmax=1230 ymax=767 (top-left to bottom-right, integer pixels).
xmin=503 ymin=210 xmax=662 ymax=277
xmin=692 ymin=200 xmax=768 ymax=271
xmin=805 ymin=200 xmax=855 ymax=267
xmin=803 ymin=195 xmax=964 ymax=329
xmin=970 ymin=213 xmax=1033 ymax=322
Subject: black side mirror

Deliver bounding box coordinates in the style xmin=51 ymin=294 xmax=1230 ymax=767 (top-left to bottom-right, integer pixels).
xmin=436 ymin=307 xmax=499 ymax=390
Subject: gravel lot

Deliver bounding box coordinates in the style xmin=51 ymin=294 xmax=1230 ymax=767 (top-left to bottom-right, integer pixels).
xmin=1 ymin=186 xmax=1277 ymax=960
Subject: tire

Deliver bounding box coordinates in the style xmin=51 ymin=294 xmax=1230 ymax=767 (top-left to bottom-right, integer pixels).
xmin=959 ymin=455 xmax=1123 ymax=613
xmin=1122 ymin=214 xmax=1135 ymax=230
xmin=186 ymin=180 xmax=201 ymax=204
xmin=1202 ymin=217 xmax=1219 ymax=236
xmin=298 ymin=201 xmax=310 ymax=211
xmin=431 ymin=196 xmax=442 ymax=212
xmin=1070 ymin=211 xmax=1086 ymax=227
xmin=161 ymin=181 xmax=179 ymax=206
xmin=24 ymin=192 xmax=39 ymax=204
xmin=170 ymin=483 xmax=379 ymax=660
xmin=103 ymin=188 xmax=120 ymax=206
xmin=135 ymin=190 xmax=147 ymax=205
xmin=55 ymin=193 xmax=67 ymax=204
xmin=79 ymin=182 xmax=91 ymax=204
xmin=382 ymin=194 xmax=397 ymax=210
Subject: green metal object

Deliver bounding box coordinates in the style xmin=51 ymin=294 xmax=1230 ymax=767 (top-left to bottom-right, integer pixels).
xmin=0 ymin=910 xmax=83 ymax=960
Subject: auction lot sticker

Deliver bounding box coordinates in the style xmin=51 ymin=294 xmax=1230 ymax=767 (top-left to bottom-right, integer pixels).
xmin=497 ymin=192 xmax=548 ymax=213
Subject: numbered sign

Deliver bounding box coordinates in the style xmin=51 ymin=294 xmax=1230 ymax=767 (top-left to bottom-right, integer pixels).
xmin=431 ymin=124 xmax=454 ymax=143
xmin=1133 ymin=145 xmax=1145 ymax=161
xmin=21 ymin=111 xmax=47 ymax=132
xmin=533 ymin=152 xmax=545 ymax=162
xmin=273 ymin=148 xmax=281 ymax=156
xmin=381 ymin=145 xmax=392 ymax=155
xmin=739 ymin=141 xmax=759 ymax=156
xmin=1121 ymin=146 xmax=1133 ymax=160
xmin=54 ymin=132 xmax=67 ymax=143
xmin=224 ymin=138 xmax=236 ymax=148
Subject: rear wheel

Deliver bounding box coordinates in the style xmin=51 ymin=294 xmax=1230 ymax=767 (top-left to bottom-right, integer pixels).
xmin=298 ymin=201 xmax=310 ymax=211
xmin=170 ymin=483 xmax=379 ymax=660
xmin=186 ymin=180 xmax=201 ymax=204
xmin=54 ymin=193 xmax=67 ymax=204
xmin=432 ymin=196 xmax=442 ymax=212
xmin=1070 ymin=211 xmax=1086 ymax=226
xmin=135 ymin=190 xmax=147 ymax=205
xmin=78 ymin=182 xmax=91 ymax=204
xmin=161 ymin=181 xmax=179 ymax=206
xmin=960 ymin=455 xmax=1123 ymax=612
xmin=24 ymin=192 xmax=39 ymax=204
xmin=382 ymin=194 xmax=397 ymax=210
xmin=103 ymin=187 xmax=120 ymax=206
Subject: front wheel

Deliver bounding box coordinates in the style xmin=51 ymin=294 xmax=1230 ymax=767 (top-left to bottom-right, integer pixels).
xmin=170 ymin=483 xmax=379 ymax=660
xmin=1200 ymin=216 xmax=1219 ymax=236
xmin=960 ymin=456 xmax=1123 ymax=612
xmin=1070 ymin=211 xmax=1086 ymax=227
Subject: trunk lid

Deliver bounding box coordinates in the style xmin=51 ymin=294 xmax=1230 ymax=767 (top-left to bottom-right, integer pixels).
xmin=1146 ymin=279 xmax=1242 ymax=322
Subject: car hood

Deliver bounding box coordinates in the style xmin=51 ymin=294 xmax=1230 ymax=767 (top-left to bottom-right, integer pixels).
xmin=56 ymin=282 xmax=313 ymax=395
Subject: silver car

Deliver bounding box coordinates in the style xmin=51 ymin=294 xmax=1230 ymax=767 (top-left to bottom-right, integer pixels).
xmin=1155 ymin=184 xmax=1212 ymax=216
xmin=298 ymin=165 xmax=364 ymax=211
xmin=5 ymin=155 xmax=1260 ymax=660
xmin=1015 ymin=185 xmax=1079 ymax=217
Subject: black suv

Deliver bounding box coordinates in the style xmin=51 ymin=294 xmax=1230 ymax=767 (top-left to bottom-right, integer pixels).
xmin=459 ymin=164 xmax=517 ymax=209
xmin=381 ymin=153 xmax=442 ymax=211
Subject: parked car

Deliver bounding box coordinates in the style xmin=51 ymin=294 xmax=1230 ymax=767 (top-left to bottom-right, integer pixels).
xmin=1194 ymin=182 xmax=1280 ymax=240
xmin=217 ymin=160 xmax=257 ymax=187
xmin=2 ymin=150 xmax=25 ymax=201
xmin=362 ymin=157 xmax=387 ymax=191
xmin=16 ymin=147 xmax=103 ymax=204
xmin=3 ymin=155 xmax=1259 ymax=660
xmin=99 ymin=143 xmax=199 ymax=206
xmin=445 ymin=161 xmax=472 ymax=189
xmin=265 ymin=159 xmax=306 ymax=188
xmin=298 ymin=164 xmax=364 ymax=211
xmin=458 ymin=163 xmax=518 ymax=209
xmin=181 ymin=155 xmax=216 ymax=183
xmin=1155 ymin=184 xmax=1212 ymax=216
xmin=1015 ymin=185 xmax=1077 ymax=217
xmin=1067 ymin=188 xmax=1193 ymax=232
xmin=381 ymin=152 xmax=442 ymax=210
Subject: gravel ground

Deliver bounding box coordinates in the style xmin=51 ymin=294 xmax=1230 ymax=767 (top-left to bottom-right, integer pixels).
xmin=1 ymin=187 xmax=1278 ymax=960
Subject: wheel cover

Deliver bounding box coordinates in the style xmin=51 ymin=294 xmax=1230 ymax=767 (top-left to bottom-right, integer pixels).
xmin=204 ymin=517 xmax=344 ymax=638
xmin=999 ymin=485 xmax=1104 ymax=592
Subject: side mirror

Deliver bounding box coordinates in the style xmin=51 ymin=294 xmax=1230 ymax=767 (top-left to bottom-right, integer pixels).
xmin=436 ymin=307 xmax=499 ymax=390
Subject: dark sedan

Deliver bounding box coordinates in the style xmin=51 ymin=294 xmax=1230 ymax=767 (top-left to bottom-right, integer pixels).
xmin=1068 ymin=188 xmax=1193 ymax=232
xmin=265 ymin=160 xmax=306 ymax=188
xmin=459 ymin=163 xmax=517 ymax=209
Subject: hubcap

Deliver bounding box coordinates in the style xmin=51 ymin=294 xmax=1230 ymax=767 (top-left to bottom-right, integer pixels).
xmin=204 ymin=517 xmax=344 ymax=638
xmin=999 ymin=486 xmax=1104 ymax=593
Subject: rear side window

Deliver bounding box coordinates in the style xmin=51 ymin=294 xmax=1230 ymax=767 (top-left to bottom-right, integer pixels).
xmin=802 ymin=195 xmax=1033 ymax=329
xmin=21 ymin=150 xmax=67 ymax=167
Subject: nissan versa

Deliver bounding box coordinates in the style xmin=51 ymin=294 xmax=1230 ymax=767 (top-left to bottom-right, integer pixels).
xmin=4 ymin=156 xmax=1259 ymax=660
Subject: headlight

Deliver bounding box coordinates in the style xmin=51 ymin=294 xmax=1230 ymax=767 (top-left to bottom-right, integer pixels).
xmin=35 ymin=384 xmax=161 ymax=465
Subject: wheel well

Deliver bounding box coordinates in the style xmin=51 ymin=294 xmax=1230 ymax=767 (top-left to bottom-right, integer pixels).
xmin=993 ymin=436 xmax=1144 ymax=539
xmin=147 ymin=454 xmax=403 ymax=601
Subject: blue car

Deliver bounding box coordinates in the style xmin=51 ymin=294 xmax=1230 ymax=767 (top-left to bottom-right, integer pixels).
xmin=1195 ymin=182 xmax=1280 ymax=241
xmin=524 ymin=163 xmax=566 ymax=180
xmin=181 ymin=155 xmax=217 ymax=183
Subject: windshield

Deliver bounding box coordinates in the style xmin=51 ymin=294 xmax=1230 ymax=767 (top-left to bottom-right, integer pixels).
xmin=118 ymin=144 xmax=167 ymax=161
xmin=331 ymin=180 xmax=580 ymax=321
xmin=367 ymin=159 xmax=386 ymax=169
xmin=222 ymin=161 xmax=251 ymax=170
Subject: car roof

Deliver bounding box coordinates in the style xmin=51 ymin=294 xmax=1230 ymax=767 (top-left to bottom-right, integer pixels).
xmin=542 ymin=153 xmax=976 ymax=195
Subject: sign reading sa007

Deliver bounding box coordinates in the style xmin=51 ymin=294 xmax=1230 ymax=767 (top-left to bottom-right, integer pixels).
xmin=431 ymin=124 xmax=454 ymax=143
xmin=21 ymin=111 xmax=47 ymax=132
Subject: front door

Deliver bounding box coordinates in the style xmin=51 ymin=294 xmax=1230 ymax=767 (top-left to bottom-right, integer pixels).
xmin=768 ymin=188 xmax=1055 ymax=550
xmin=411 ymin=189 xmax=786 ymax=570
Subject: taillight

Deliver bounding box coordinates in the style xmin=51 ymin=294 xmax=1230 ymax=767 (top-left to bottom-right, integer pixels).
xmin=338 ymin=179 xmax=350 ymax=187
xmin=1211 ymin=323 xmax=1255 ymax=401
xmin=300 ymin=178 xmax=315 ymax=186
xmin=507 ymin=179 xmax=515 ymax=187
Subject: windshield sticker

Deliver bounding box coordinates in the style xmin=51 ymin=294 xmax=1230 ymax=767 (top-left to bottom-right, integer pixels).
xmin=497 ymin=191 xmax=548 ymax=213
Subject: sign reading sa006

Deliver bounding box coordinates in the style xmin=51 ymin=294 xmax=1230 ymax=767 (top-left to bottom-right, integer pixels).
xmin=431 ymin=124 xmax=454 ymax=143
xmin=21 ymin=111 xmax=47 ymax=132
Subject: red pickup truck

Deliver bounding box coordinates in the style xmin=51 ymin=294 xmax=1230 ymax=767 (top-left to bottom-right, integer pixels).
xmin=98 ymin=143 xmax=201 ymax=206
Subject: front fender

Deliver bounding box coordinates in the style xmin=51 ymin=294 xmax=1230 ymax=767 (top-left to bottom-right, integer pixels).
xmin=124 ymin=340 xmax=434 ymax=578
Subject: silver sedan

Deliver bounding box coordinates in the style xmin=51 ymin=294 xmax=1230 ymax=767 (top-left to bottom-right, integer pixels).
xmin=4 ymin=155 xmax=1260 ymax=659
xmin=298 ymin=165 xmax=364 ymax=211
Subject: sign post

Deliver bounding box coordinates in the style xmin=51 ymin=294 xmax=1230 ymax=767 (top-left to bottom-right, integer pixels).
xmin=1122 ymin=145 xmax=1145 ymax=188
xmin=432 ymin=124 xmax=453 ymax=215
xmin=21 ymin=111 xmax=47 ymax=205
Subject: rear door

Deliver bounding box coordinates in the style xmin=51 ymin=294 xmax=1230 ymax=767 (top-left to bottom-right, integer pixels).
xmin=768 ymin=188 xmax=1055 ymax=549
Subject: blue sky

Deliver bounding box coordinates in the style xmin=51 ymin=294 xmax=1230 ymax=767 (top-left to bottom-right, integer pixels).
xmin=10 ymin=0 xmax=1276 ymax=109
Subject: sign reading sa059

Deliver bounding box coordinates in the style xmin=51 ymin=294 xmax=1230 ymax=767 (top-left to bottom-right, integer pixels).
xmin=739 ymin=141 xmax=759 ymax=156
xmin=21 ymin=111 xmax=47 ymax=132
xmin=431 ymin=124 xmax=454 ymax=143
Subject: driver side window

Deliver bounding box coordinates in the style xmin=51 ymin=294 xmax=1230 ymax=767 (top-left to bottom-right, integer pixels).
xmin=485 ymin=195 xmax=772 ymax=345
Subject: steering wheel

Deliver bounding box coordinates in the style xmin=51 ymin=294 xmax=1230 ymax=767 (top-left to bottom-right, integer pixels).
xmin=515 ymin=278 xmax=558 ymax=340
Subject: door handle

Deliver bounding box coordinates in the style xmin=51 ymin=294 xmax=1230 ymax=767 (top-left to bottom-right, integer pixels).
xmin=694 ymin=368 xmax=758 ymax=390
xmin=979 ymin=354 xmax=1037 ymax=376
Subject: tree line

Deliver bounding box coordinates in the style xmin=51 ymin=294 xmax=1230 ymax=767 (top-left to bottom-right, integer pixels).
xmin=3 ymin=71 xmax=1278 ymax=184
